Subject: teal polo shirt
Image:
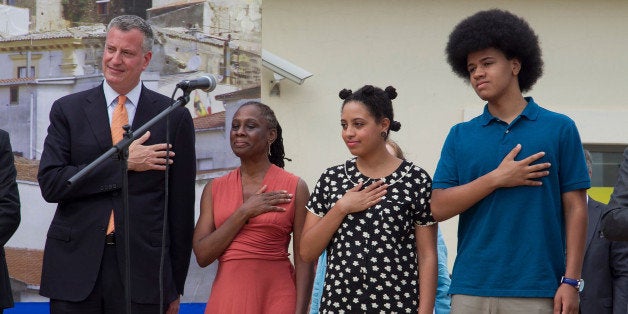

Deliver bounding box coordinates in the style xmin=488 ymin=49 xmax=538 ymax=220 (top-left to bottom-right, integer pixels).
xmin=433 ymin=97 xmax=590 ymax=297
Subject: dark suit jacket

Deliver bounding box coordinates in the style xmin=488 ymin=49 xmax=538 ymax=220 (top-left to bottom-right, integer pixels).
xmin=37 ymin=84 xmax=196 ymax=304
xmin=580 ymin=198 xmax=628 ymax=314
xmin=604 ymin=147 xmax=628 ymax=241
xmin=0 ymin=129 xmax=20 ymax=310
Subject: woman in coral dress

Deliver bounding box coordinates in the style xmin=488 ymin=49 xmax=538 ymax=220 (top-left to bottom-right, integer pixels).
xmin=193 ymin=101 xmax=314 ymax=313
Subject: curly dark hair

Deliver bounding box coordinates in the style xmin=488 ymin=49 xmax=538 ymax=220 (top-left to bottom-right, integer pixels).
xmin=445 ymin=9 xmax=544 ymax=92
xmin=238 ymin=101 xmax=289 ymax=168
xmin=338 ymin=85 xmax=401 ymax=139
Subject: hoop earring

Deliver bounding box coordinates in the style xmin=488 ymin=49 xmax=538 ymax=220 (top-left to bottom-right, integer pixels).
xmin=380 ymin=131 xmax=387 ymax=138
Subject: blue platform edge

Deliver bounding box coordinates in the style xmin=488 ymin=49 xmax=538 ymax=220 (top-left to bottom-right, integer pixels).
xmin=5 ymin=302 xmax=206 ymax=313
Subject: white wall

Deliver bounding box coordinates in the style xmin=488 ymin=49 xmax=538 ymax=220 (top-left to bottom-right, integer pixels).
xmin=0 ymin=5 xmax=29 ymax=35
xmin=35 ymin=81 xmax=82 ymax=159
xmin=261 ymin=0 xmax=628 ymax=269
xmin=6 ymin=181 xmax=56 ymax=249
xmin=34 ymin=0 xmax=65 ymax=32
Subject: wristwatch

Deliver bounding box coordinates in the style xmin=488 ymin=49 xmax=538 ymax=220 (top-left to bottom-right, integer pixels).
xmin=560 ymin=276 xmax=584 ymax=292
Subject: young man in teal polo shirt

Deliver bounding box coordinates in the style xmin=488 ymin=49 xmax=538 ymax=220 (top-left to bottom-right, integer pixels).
xmin=431 ymin=9 xmax=589 ymax=314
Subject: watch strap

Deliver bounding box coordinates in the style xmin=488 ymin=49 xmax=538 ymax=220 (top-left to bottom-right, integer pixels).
xmin=560 ymin=276 xmax=584 ymax=292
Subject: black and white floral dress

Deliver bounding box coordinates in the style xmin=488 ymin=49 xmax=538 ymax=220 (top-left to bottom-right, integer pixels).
xmin=307 ymin=158 xmax=435 ymax=313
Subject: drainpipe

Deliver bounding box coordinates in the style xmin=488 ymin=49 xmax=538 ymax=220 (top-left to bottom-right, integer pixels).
xmin=27 ymin=50 xmax=34 ymax=159
xmin=29 ymin=91 xmax=34 ymax=159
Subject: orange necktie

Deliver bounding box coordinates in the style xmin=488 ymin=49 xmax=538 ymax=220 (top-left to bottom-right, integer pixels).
xmin=107 ymin=95 xmax=127 ymax=234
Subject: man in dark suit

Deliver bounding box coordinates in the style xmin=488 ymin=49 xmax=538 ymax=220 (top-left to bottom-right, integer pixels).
xmin=0 ymin=129 xmax=20 ymax=314
xmin=38 ymin=15 xmax=195 ymax=313
xmin=580 ymin=150 xmax=628 ymax=314
xmin=603 ymin=147 xmax=628 ymax=242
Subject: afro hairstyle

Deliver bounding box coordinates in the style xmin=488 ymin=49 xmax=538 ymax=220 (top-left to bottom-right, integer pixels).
xmin=445 ymin=9 xmax=544 ymax=92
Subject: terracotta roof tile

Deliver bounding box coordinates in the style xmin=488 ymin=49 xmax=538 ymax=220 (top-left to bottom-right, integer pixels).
xmin=0 ymin=25 xmax=105 ymax=42
xmin=14 ymin=156 xmax=39 ymax=182
xmin=148 ymin=0 xmax=206 ymax=11
xmin=214 ymin=86 xmax=260 ymax=101
xmin=5 ymin=247 xmax=43 ymax=286
xmin=0 ymin=77 xmax=35 ymax=85
xmin=193 ymin=111 xmax=225 ymax=130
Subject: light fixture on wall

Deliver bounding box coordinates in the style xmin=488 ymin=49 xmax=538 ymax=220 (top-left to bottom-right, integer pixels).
xmin=269 ymin=73 xmax=282 ymax=97
xmin=262 ymin=49 xmax=313 ymax=85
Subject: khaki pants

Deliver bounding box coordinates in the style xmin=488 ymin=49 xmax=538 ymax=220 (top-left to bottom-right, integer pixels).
xmin=450 ymin=294 xmax=554 ymax=314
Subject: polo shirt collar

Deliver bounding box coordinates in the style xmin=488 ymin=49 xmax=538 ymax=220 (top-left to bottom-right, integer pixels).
xmin=480 ymin=96 xmax=540 ymax=126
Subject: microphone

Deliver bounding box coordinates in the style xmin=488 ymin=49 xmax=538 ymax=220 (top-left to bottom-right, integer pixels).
xmin=176 ymin=75 xmax=218 ymax=93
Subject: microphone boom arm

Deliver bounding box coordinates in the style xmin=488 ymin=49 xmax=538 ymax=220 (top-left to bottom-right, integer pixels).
xmin=67 ymin=94 xmax=190 ymax=187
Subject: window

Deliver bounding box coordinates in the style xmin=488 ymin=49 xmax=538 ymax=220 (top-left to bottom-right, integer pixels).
xmin=17 ymin=66 xmax=35 ymax=78
xmin=584 ymin=144 xmax=626 ymax=203
xmin=96 ymin=0 xmax=109 ymax=15
xmin=585 ymin=144 xmax=624 ymax=187
xmin=9 ymin=86 xmax=18 ymax=104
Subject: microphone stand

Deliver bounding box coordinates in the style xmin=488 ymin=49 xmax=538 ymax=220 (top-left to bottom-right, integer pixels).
xmin=67 ymin=92 xmax=191 ymax=314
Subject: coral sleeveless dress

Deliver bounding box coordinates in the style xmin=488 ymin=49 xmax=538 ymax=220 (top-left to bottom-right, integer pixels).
xmin=205 ymin=165 xmax=299 ymax=314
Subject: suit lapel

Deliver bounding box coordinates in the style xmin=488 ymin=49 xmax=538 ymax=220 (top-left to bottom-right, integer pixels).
xmin=82 ymin=85 xmax=112 ymax=152
xmin=132 ymin=86 xmax=163 ymax=133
